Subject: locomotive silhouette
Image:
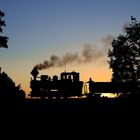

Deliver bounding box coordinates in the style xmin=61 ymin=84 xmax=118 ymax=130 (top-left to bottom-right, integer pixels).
xmin=30 ymin=68 xmax=83 ymax=98
xmin=30 ymin=68 xmax=139 ymax=98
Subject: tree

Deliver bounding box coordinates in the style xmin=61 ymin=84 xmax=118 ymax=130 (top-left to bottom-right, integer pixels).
xmin=0 ymin=11 xmax=25 ymax=100
xmin=0 ymin=69 xmax=25 ymax=99
xmin=0 ymin=10 xmax=8 ymax=48
xmin=108 ymin=17 xmax=140 ymax=83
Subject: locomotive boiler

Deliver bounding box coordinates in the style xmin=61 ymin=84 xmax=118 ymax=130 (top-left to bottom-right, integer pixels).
xmin=30 ymin=68 xmax=83 ymax=98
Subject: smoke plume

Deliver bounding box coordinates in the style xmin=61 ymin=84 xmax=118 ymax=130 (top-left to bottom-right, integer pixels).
xmin=34 ymin=35 xmax=113 ymax=70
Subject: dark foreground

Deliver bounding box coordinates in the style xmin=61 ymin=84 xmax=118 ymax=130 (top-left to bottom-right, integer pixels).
xmin=2 ymin=94 xmax=139 ymax=117
xmin=1 ymin=95 xmax=140 ymax=137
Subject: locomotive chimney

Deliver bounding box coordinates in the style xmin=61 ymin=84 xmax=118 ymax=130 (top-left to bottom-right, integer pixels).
xmin=31 ymin=67 xmax=39 ymax=80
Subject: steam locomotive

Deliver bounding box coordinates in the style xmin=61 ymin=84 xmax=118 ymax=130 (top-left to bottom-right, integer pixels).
xmin=30 ymin=68 xmax=140 ymax=98
xmin=30 ymin=68 xmax=83 ymax=98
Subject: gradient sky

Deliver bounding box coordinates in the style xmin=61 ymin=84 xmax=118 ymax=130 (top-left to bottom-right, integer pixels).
xmin=1 ymin=0 xmax=140 ymax=95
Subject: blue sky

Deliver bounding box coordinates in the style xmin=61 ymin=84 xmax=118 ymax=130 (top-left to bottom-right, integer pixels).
xmin=0 ymin=0 xmax=140 ymax=94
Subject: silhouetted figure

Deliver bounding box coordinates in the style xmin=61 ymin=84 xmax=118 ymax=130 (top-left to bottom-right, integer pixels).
xmin=87 ymin=78 xmax=94 ymax=94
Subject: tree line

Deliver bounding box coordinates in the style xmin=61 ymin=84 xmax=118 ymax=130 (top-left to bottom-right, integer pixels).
xmin=108 ymin=16 xmax=140 ymax=84
xmin=0 ymin=10 xmax=25 ymax=99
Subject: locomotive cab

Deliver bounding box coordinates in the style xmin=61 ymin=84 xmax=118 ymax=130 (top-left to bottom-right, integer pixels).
xmin=60 ymin=71 xmax=79 ymax=81
xmin=60 ymin=72 xmax=83 ymax=97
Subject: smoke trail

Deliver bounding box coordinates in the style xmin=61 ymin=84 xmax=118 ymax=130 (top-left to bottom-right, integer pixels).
xmin=102 ymin=35 xmax=113 ymax=47
xmin=34 ymin=35 xmax=113 ymax=70
xmin=35 ymin=53 xmax=80 ymax=70
xmin=82 ymin=44 xmax=104 ymax=63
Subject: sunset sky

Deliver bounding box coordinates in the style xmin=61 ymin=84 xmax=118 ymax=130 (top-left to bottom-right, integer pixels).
xmin=1 ymin=0 xmax=140 ymax=95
